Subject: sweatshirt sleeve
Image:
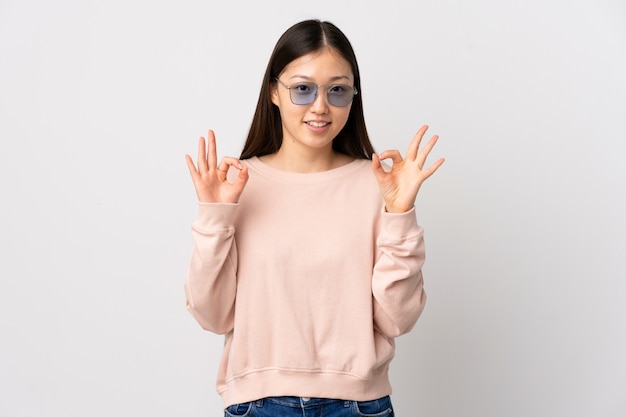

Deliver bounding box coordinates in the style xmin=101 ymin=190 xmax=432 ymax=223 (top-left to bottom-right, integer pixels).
xmin=184 ymin=202 xmax=239 ymax=334
xmin=372 ymin=207 xmax=427 ymax=338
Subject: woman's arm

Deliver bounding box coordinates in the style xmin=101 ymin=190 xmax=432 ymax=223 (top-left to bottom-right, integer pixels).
xmin=184 ymin=203 xmax=239 ymax=334
xmin=371 ymin=209 xmax=427 ymax=338
xmin=184 ymin=130 xmax=249 ymax=334
xmin=370 ymin=125 xmax=443 ymax=337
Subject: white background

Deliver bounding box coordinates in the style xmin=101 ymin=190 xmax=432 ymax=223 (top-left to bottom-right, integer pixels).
xmin=1 ymin=0 xmax=625 ymax=416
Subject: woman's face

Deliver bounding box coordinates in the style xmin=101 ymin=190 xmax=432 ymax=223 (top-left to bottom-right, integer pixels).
xmin=271 ymin=47 xmax=354 ymax=155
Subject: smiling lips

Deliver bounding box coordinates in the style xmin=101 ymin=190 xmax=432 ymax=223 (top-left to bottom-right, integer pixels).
xmin=306 ymin=121 xmax=330 ymax=127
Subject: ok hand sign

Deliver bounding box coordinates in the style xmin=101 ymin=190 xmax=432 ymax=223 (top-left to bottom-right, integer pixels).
xmin=372 ymin=125 xmax=445 ymax=213
xmin=185 ymin=130 xmax=249 ymax=203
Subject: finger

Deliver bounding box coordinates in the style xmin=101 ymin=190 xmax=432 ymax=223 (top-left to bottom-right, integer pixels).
xmin=422 ymin=157 xmax=446 ymax=180
xmin=218 ymin=157 xmax=243 ymax=170
xmin=197 ymin=136 xmax=208 ymax=173
xmin=417 ymin=135 xmax=440 ymax=169
xmin=371 ymin=153 xmax=385 ymax=180
xmin=206 ymin=130 xmax=218 ymax=171
xmin=232 ymin=163 xmax=249 ymax=192
xmin=217 ymin=157 xmax=243 ymax=181
xmin=378 ymin=149 xmax=403 ymax=165
xmin=406 ymin=125 xmax=428 ymax=161
xmin=371 ymin=153 xmax=381 ymax=169
xmin=185 ymin=154 xmax=200 ymax=180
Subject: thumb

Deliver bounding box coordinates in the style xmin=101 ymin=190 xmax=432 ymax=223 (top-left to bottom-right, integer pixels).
xmin=371 ymin=153 xmax=387 ymax=182
xmin=233 ymin=163 xmax=249 ymax=190
xmin=372 ymin=153 xmax=384 ymax=177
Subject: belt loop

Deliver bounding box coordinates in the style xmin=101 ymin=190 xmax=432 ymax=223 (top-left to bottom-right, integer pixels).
xmin=255 ymin=399 xmax=264 ymax=408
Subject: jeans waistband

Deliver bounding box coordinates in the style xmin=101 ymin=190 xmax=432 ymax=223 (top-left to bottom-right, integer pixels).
xmin=264 ymin=396 xmax=351 ymax=408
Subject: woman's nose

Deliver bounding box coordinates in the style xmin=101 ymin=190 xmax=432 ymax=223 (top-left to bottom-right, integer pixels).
xmin=309 ymin=89 xmax=329 ymax=114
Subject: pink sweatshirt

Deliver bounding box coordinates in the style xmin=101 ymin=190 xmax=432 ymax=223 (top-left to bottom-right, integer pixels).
xmin=185 ymin=157 xmax=427 ymax=407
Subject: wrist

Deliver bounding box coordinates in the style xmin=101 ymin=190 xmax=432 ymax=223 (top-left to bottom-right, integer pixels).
xmin=384 ymin=204 xmax=414 ymax=213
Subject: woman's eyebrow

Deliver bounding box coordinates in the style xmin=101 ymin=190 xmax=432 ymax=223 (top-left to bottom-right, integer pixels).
xmin=287 ymin=74 xmax=352 ymax=82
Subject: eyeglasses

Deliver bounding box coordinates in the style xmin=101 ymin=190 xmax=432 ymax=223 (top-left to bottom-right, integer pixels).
xmin=275 ymin=78 xmax=357 ymax=107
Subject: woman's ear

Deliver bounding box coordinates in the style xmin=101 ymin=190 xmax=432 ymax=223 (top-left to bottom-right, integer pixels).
xmin=270 ymin=81 xmax=279 ymax=106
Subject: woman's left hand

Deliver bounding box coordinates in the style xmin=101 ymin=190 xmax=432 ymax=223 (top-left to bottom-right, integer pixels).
xmin=372 ymin=125 xmax=445 ymax=213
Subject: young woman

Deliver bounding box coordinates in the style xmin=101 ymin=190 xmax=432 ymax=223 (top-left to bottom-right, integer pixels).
xmin=184 ymin=19 xmax=444 ymax=417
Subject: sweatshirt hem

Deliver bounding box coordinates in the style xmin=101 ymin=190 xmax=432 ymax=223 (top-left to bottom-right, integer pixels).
xmin=219 ymin=368 xmax=392 ymax=407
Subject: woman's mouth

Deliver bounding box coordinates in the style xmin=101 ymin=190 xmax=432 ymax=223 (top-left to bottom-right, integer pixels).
xmin=306 ymin=121 xmax=330 ymax=127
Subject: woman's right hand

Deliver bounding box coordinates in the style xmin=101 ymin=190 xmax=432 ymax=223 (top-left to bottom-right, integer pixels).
xmin=185 ymin=130 xmax=249 ymax=203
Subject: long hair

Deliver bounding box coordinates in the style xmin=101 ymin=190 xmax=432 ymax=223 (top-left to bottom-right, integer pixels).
xmin=240 ymin=20 xmax=374 ymax=160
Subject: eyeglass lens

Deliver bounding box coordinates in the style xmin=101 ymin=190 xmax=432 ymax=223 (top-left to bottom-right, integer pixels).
xmin=289 ymin=82 xmax=356 ymax=107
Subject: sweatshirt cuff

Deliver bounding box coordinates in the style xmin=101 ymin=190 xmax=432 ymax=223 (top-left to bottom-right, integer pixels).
xmin=380 ymin=206 xmax=421 ymax=241
xmin=193 ymin=203 xmax=238 ymax=232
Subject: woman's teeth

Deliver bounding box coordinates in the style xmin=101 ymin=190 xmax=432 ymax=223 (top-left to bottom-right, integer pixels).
xmin=307 ymin=121 xmax=328 ymax=127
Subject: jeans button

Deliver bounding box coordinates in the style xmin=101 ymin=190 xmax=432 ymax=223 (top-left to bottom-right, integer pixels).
xmin=302 ymin=397 xmax=311 ymax=402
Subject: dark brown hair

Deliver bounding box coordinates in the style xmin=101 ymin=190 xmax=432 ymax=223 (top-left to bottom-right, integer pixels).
xmin=240 ymin=20 xmax=374 ymax=160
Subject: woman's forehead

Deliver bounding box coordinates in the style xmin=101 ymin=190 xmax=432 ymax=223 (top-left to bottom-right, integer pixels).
xmin=281 ymin=48 xmax=353 ymax=81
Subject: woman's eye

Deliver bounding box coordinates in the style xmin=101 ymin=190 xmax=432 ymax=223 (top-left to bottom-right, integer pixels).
xmin=294 ymin=84 xmax=312 ymax=93
xmin=329 ymin=85 xmax=347 ymax=94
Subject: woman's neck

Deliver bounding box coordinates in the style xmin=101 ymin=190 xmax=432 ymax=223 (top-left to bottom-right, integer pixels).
xmin=260 ymin=146 xmax=354 ymax=173
xmin=259 ymin=147 xmax=354 ymax=173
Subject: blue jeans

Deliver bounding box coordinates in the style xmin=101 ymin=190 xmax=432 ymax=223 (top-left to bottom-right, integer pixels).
xmin=224 ymin=396 xmax=394 ymax=417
